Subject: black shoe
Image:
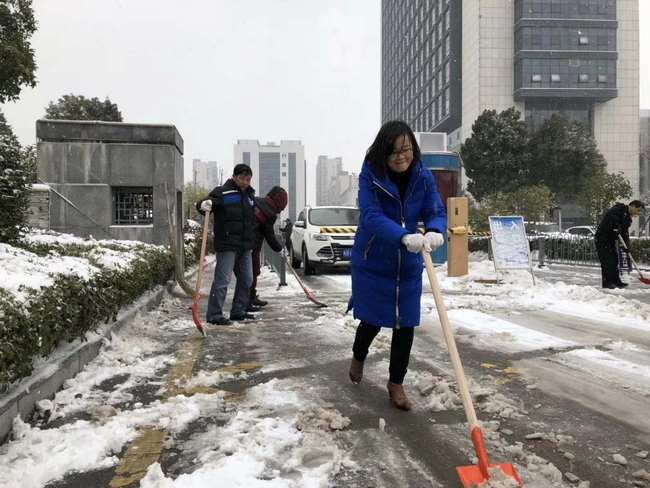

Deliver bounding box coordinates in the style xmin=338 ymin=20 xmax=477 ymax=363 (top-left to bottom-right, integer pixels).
xmin=250 ymin=297 xmax=268 ymax=307
xmin=230 ymin=313 xmax=256 ymax=321
xmin=616 ymin=282 xmax=629 ymax=288
xmin=208 ymin=317 xmax=232 ymax=326
xmin=247 ymin=305 xmax=262 ymax=313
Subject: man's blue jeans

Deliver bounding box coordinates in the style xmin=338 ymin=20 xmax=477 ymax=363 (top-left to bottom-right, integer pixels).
xmin=207 ymin=250 xmax=253 ymax=321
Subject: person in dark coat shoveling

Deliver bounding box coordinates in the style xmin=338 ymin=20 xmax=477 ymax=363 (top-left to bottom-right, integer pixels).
xmin=249 ymin=186 xmax=288 ymax=308
xmin=347 ymin=120 xmax=447 ymax=410
xmin=595 ymin=200 xmax=645 ymax=289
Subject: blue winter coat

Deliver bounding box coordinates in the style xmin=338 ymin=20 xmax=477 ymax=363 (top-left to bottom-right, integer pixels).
xmin=350 ymin=160 xmax=447 ymax=328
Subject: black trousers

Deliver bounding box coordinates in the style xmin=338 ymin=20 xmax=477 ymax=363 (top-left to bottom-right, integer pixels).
xmin=352 ymin=322 xmax=414 ymax=384
xmin=596 ymin=239 xmax=620 ymax=287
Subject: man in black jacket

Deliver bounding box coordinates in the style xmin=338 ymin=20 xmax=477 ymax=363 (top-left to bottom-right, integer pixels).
xmin=595 ymin=200 xmax=645 ymax=289
xmin=196 ymin=164 xmax=256 ymax=325
xmin=250 ymin=186 xmax=288 ymax=307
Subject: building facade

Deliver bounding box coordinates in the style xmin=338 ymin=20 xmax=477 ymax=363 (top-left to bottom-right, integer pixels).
xmin=329 ymin=171 xmax=359 ymax=207
xmin=233 ymin=140 xmax=306 ymax=221
xmin=381 ymin=0 xmax=639 ymax=195
xmin=316 ymin=156 xmax=343 ymax=205
xmin=191 ymin=159 xmax=221 ymax=190
xmin=641 ymin=110 xmax=650 ymax=198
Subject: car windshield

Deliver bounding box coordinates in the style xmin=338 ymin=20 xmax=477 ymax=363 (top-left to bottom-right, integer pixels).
xmin=308 ymin=208 xmax=359 ymax=226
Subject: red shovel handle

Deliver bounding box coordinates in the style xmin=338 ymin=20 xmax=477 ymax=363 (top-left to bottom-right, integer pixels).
xmin=471 ymin=426 xmax=490 ymax=479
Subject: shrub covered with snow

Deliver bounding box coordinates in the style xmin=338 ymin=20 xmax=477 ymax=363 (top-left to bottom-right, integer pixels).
xmin=0 ymin=241 xmax=174 ymax=390
xmin=0 ymin=113 xmax=34 ymax=244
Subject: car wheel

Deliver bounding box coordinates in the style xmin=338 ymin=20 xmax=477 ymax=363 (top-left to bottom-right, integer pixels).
xmin=303 ymin=245 xmax=316 ymax=275
xmin=290 ymin=245 xmax=301 ymax=268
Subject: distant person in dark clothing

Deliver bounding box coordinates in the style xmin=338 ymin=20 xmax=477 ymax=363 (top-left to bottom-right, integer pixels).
xmin=280 ymin=218 xmax=293 ymax=252
xmin=250 ymin=187 xmax=288 ymax=307
xmin=595 ymin=200 xmax=645 ymax=289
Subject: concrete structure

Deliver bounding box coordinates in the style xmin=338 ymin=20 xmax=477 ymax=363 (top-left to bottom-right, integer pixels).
xmin=316 ymin=156 xmax=343 ymax=205
xmin=233 ymin=139 xmax=306 ymax=221
xmin=640 ymin=110 xmax=650 ymax=198
xmin=36 ymin=120 xmax=184 ymax=245
xmin=381 ymin=0 xmax=640 ymax=195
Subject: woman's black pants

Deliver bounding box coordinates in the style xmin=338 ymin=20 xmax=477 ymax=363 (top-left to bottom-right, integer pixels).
xmin=352 ymin=321 xmax=414 ymax=384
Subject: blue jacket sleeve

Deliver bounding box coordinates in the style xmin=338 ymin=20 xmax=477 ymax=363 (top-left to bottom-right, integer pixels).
xmin=421 ymin=172 xmax=447 ymax=234
xmin=358 ymin=171 xmax=409 ymax=246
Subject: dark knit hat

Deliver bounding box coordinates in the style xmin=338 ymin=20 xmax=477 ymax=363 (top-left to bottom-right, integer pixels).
xmin=233 ymin=163 xmax=252 ymax=176
xmin=266 ymin=186 xmax=287 ymax=212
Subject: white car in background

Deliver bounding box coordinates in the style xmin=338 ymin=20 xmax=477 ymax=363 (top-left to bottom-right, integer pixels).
xmin=564 ymin=225 xmax=596 ymax=237
xmin=290 ymin=206 xmax=359 ymax=275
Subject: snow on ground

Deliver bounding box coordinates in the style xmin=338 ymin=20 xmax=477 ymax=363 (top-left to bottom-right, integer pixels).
xmin=22 ymin=228 xmax=159 ymax=250
xmin=0 ymin=243 xmax=99 ymax=302
xmin=445 ymin=309 xmax=576 ymax=353
xmin=432 ymin=258 xmax=650 ymax=331
xmin=140 ymin=378 xmax=350 ymax=488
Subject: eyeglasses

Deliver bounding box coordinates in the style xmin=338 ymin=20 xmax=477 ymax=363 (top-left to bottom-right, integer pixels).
xmin=389 ymin=147 xmax=412 ymax=159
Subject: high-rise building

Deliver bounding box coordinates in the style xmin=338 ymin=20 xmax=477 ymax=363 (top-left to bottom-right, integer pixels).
xmin=233 ymin=140 xmax=306 ymax=221
xmin=381 ymin=0 xmax=639 ymax=195
xmin=329 ymin=171 xmax=359 ymax=207
xmin=192 ymin=159 xmax=221 ymax=189
xmin=316 ymin=156 xmax=343 ymax=205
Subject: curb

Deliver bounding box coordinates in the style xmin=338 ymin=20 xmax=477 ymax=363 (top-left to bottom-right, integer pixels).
xmin=0 ymin=281 xmax=175 ymax=444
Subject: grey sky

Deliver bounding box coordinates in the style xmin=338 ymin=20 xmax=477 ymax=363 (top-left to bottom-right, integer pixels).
xmin=1 ymin=1 xmax=649 ymax=204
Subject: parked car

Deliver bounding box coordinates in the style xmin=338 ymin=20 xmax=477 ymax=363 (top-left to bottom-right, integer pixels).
xmin=564 ymin=225 xmax=596 ymax=237
xmin=525 ymin=221 xmax=560 ymax=236
xmin=290 ymin=206 xmax=359 ymax=275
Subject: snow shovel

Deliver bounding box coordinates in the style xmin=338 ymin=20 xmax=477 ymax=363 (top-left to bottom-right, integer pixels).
xmin=283 ymin=254 xmax=328 ymax=307
xmin=618 ymin=235 xmax=650 ymax=285
xmin=191 ymin=210 xmax=211 ymax=337
xmin=421 ymin=250 xmax=522 ymax=487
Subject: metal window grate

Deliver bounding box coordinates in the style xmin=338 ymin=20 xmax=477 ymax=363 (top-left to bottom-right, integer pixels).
xmin=113 ymin=187 xmax=154 ymax=225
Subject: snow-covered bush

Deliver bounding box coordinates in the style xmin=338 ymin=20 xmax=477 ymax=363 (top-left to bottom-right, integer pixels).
xmin=0 ymin=113 xmax=33 ymax=244
xmin=0 ymin=246 xmax=174 ymax=390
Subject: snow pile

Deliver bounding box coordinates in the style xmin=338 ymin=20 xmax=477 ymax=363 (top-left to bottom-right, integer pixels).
xmin=0 ymin=243 xmax=99 ymax=302
xmin=411 ymin=371 xmax=461 ymax=411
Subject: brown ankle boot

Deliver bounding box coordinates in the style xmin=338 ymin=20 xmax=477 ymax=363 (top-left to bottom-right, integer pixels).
xmin=349 ymin=358 xmax=364 ymax=384
xmin=387 ymin=381 xmax=412 ymax=411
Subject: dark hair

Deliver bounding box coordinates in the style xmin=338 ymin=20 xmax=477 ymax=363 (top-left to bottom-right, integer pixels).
xmin=630 ymin=200 xmax=645 ymax=209
xmin=233 ymin=163 xmax=253 ymax=176
xmin=364 ymin=120 xmax=421 ymax=178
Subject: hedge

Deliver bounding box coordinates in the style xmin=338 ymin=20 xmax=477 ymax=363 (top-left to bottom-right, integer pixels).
xmin=0 ymin=247 xmax=174 ymax=391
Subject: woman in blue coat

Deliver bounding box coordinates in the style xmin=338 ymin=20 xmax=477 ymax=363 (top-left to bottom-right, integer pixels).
xmin=348 ymin=120 xmax=447 ymax=410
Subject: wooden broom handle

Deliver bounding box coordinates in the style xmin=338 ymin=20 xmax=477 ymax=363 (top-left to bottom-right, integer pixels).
xmin=195 ymin=210 xmax=211 ymax=297
xmin=422 ymin=250 xmax=479 ymax=430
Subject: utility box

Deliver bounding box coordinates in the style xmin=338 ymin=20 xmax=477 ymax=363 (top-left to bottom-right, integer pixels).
xmin=447 ymin=197 xmax=469 ymax=277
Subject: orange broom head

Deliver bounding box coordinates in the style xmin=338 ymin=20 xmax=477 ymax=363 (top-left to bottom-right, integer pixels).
xmin=639 ymin=275 xmax=650 ymax=285
xmin=191 ymin=302 xmax=206 ymax=337
xmin=457 ymin=463 xmax=522 ymax=487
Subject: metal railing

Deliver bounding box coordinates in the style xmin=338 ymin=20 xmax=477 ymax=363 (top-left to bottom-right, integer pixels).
xmin=530 ymin=235 xmax=600 ymax=267
xmin=262 ymin=236 xmax=287 ymax=286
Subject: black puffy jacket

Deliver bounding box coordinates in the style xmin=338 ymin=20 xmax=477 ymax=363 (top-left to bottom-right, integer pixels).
xmin=254 ymin=197 xmax=284 ymax=252
xmin=196 ymin=179 xmax=256 ymax=252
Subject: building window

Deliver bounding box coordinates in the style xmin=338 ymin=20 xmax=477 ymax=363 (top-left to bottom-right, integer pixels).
xmin=112 ymin=187 xmax=153 ymax=225
xmin=579 ymin=36 xmax=589 ymax=45
xmin=282 ymin=172 xmax=287 ymax=176
xmin=579 ymin=74 xmax=590 ymax=83
xmin=598 ymin=74 xmax=608 ymax=83
xmin=531 ymin=74 xmax=542 ymax=82
xmin=551 ymin=74 xmax=561 ymax=83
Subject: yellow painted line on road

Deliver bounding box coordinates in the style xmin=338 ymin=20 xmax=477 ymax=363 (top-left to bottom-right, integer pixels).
xmin=163 ymin=335 xmax=205 ymax=400
xmin=219 ymin=361 xmax=261 ymax=375
xmin=108 ymin=428 xmax=166 ymax=488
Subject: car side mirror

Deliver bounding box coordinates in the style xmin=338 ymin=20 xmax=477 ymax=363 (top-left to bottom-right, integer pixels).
xmin=295 ymin=221 xmax=305 ymax=228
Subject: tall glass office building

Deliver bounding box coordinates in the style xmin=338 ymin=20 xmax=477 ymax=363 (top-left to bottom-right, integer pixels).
xmin=381 ymin=0 xmax=639 ymax=195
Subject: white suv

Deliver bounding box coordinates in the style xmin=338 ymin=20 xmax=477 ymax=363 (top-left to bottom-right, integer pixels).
xmin=290 ymin=206 xmax=359 ymax=275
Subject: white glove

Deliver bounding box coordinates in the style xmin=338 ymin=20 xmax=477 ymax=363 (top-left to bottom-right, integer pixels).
xmin=423 ymin=232 xmax=444 ymax=252
xmin=279 ymin=248 xmax=288 ymax=258
xmin=200 ymin=200 xmax=212 ymax=212
xmin=401 ymin=233 xmax=425 ymax=253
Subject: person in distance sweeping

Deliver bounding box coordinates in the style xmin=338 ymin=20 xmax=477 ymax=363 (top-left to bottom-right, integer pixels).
xmin=347 ymin=120 xmax=447 ymax=410
xmin=595 ymin=200 xmax=645 ymax=289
